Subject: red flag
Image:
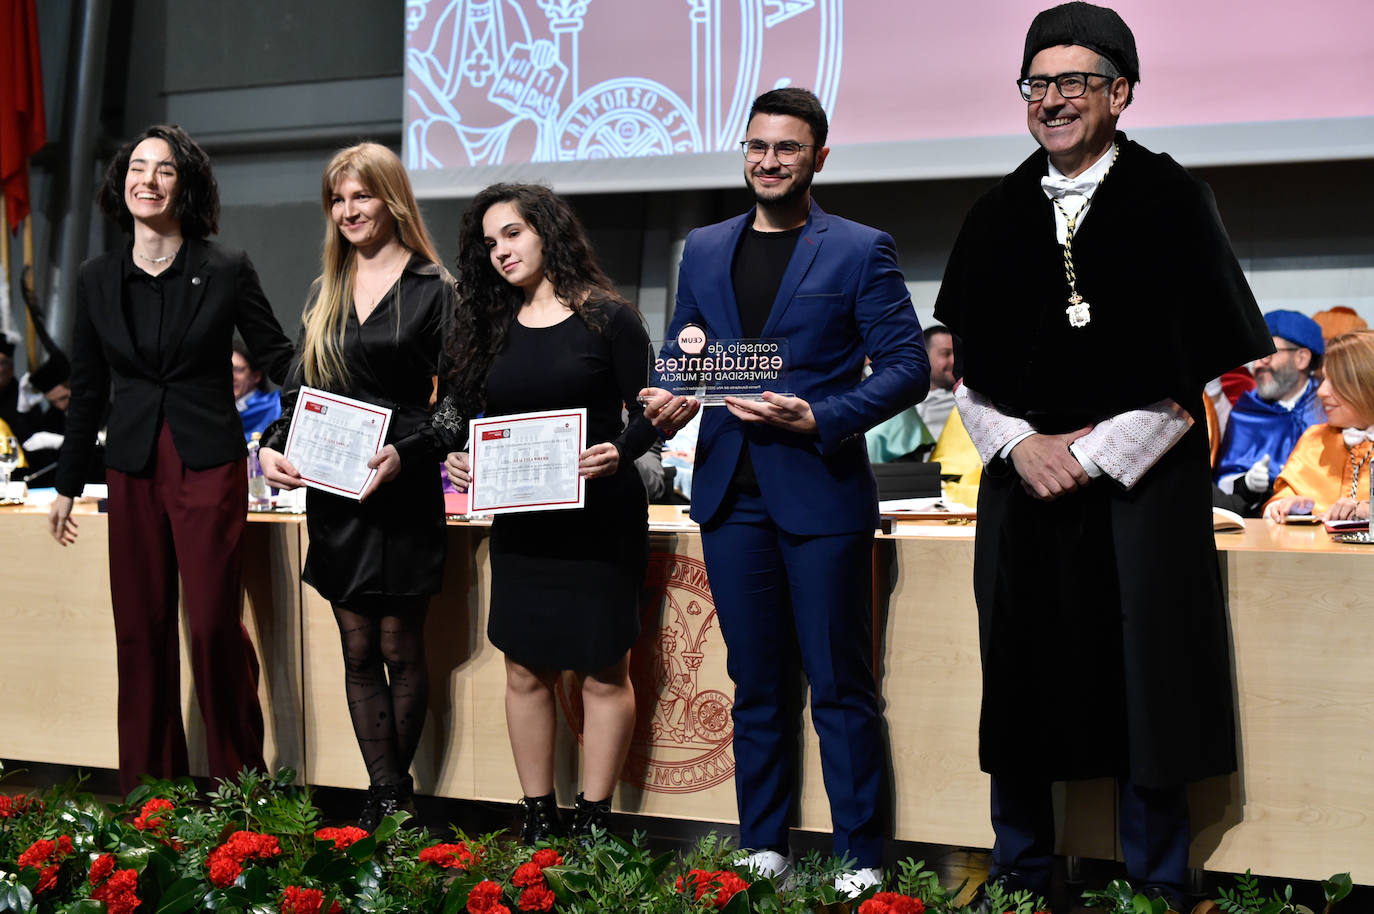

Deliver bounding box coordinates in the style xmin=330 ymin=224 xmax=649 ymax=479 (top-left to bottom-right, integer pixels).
xmin=0 ymin=0 xmax=47 ymax=234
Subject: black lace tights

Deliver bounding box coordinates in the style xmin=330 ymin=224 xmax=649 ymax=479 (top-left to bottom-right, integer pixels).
xmin=333 ymin=598 xmax=429 ymax=787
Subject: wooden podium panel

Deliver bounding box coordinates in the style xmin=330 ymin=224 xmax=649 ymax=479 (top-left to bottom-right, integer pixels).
xmin=0 ymin=507 xmax=304 ymax=779
xmin=4 ymin=507 xmax=1372 ymax=883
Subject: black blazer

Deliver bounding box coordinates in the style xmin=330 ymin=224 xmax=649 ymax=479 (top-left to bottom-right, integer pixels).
xmin=56 ymin=238 xmax=293 ymax=496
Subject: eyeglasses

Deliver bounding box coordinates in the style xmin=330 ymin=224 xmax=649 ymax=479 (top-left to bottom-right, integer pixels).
xmin=740 ymin=140 xmax=811 ymax=164
xmin=1017 ymin=72 xmax=1110 ymax=102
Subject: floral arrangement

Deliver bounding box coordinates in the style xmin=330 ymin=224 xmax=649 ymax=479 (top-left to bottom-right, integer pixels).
xmin=0 ymin=768 xmax=1354 ymax=914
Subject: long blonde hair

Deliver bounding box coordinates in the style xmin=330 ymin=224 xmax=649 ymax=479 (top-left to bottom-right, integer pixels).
xmin=1323 ymin=330 xmax=1374 ymax=427
xmin=300 ymin=142 xmax=441 ymax=389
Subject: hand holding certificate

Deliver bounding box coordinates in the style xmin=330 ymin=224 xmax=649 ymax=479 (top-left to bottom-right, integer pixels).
xmin=469 ymin=408 xmax=587 ymax=514
xmin=283 ymin=386 xmax=394 ymax=501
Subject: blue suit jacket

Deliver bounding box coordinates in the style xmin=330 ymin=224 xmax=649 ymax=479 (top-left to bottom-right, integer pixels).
xmin=668 ymin=202 xmax=928 ymax=534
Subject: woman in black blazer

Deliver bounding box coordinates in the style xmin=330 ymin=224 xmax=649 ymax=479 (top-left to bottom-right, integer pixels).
xmin=49 ymin=124 xmax=293 ymax=793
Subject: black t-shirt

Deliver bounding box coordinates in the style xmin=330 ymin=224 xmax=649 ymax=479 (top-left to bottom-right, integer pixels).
xmin=731 ymin=225 xmax=804 ymax=338
xmin=728 ymin=224 xmax=803 ymax=488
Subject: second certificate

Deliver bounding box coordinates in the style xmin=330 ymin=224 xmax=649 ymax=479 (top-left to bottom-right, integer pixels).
xmin=469 ymin=408 xmax=587 ymax=515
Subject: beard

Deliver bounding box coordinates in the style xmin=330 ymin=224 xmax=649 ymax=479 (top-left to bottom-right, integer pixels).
xmin=746 ymin=168 xmax=814 ymax=207
xmin=1255 ymin=364 xmax=1303 ymax=402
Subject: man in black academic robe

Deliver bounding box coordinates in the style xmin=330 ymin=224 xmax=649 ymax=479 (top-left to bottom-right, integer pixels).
xmin=932 ymin=3 xmax=1273 ymax=910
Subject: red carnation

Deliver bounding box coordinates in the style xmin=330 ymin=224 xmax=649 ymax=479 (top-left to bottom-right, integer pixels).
xmin=517 ymin=884 xmax=556 ymax=912
xmin=90 ymin=853 xmax=118 ymax=886
xmin=512 ymin=861 xmax=546 ymax=887
xmin=17 ymin=838 xmax=55 ymax=868
xmin=419 ymin=841 xmax=479 ymax=870
xmin=92 ymin=868 xmax=141 ymax=914
xmin=133 ymin=797 xmax=175 ymax=831
xmin=0 ymin=794 xmax=40 ymax=818
xmin=280 ymin=885 xmax=343 ymax=914
xmin=678 ymin=869 xmax=749 ymax=909
xmin=859 ymin=893 xmax=925 ymax=914
xmin=529 ymin=848 xmax=563 ymax=868
xmin=466 ymin=879 xmax=505 ymax=913
xmin=33 ymin=864 xmax=60 ymax=895
xmin=314 ymin=826 xmax=369 ymax=850
xmin=207 ymin=830 xmax=282 ymax=887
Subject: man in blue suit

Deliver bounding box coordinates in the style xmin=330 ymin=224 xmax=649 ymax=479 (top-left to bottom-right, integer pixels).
xmin=642 ymin=88 xmax=928 ymax=897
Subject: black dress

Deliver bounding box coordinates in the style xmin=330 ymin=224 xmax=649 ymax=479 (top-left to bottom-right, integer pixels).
xmin=484 ymin=300 xmax=655 ymax=671
xmin=263 ymin=259 xmax=466 ymax=605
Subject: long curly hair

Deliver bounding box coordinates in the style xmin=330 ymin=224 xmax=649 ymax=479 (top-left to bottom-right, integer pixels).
xmin=300 ymin=142 xmax=441 ymax=390
xmin=447 ymin=183 xmax=630 ymax=415
xmin=98 ymin=124 xmax=219 ymax=238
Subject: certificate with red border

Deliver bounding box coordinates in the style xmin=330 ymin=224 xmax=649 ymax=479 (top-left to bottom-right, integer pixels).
xmin=469 ymin=408 xmax=586 ymax=515
xmin=283 ymin=386 xmax=393 ymax=501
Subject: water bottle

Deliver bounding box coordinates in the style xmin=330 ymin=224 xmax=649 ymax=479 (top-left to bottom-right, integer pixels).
xmin=247 ymin=432 xmax=271 ymax=508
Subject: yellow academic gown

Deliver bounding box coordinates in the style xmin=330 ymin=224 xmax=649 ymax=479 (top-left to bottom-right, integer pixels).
xmin=1265 ymin=424 xmax=1372 ymax=515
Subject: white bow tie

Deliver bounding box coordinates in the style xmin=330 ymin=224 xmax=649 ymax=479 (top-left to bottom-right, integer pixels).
xmin=1041 ymin=175 xmax=1099 ymax=200
xmin=1342 ymin=426 xmax=1374 ymax=447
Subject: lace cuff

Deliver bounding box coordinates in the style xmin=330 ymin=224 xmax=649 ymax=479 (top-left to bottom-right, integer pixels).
xmin=954 ymin=383 xmax=1035 ymax=464
xmin=1070 ymin=399 xmax=1193 ymax=489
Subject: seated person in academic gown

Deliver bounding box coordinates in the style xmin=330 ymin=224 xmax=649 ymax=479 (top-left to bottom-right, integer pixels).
xmin=1264 ymin=330 xmax=1374 ymax=523
xmin=1213 ymin=309 xmax=1327 ymax=514
xmin=232 ymin=338 xmax=282 ymax=441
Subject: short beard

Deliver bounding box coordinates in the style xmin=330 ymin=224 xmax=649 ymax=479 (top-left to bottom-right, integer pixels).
xmin=1255 ymin=365 xmax=1304 ymax=402
xmin=747 ymin=170 xmax=813 ymax=208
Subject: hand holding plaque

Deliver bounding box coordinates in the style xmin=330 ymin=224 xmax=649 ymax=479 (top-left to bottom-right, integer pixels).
xmin=648 ymin=323 xmax=791 ymax=406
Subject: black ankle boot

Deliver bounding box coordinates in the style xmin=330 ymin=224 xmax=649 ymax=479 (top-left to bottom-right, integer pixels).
xmin=570 ymin=792 xmax=611 ymax=843
xmin=359 ymin=775 xmax=414 ymax=833
xmin=519 ymin=793 xmax=566 ymax=844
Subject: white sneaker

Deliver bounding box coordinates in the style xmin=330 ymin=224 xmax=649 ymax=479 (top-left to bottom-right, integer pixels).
xmin=835 ymin=866 xmax=883 ymax=898
xmin=733 ymin=849 xmax=792 ymax=883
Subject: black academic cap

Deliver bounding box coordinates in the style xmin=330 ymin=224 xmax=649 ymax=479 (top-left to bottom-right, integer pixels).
xmin=1022 ymin=1 xmax=1139 ymax=85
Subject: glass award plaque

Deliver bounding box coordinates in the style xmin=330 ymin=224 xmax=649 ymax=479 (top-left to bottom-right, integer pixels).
xmin=648 ymin=323 xmax=791 ymax=406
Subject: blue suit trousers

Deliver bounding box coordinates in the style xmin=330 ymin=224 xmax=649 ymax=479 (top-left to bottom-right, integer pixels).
xmin=701 ymin=485 xmax=886 ymax=866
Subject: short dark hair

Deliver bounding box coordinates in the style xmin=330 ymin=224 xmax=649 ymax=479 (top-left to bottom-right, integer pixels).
xmin=231 ymin=338 xmax=268 ymax=391
xmin=99 ymin=124 xmax=220 ymax=238
xmin=1095 ymin=53 xmax=1134 ymax=107
xmin=923 ymin=325 xmax=952 ymax=346
xmin=747 ymin=88 xmax=828 ymax=148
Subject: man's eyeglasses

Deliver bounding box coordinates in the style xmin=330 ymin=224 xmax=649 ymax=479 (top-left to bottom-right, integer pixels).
xmin=1017 ymin=72 xmax=1110 ymax=102
xmin=740 ymin=140 xmax=811 ymax=164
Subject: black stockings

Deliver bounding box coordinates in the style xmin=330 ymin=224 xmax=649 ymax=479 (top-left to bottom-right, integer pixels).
xmin=333 ymin=599 xmax=429 ymax=787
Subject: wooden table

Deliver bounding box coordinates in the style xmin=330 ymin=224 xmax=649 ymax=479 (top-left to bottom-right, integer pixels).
xmin=1 ymin=503 xmax=1369 ymax=884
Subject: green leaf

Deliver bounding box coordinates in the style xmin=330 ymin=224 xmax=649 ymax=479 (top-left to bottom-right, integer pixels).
xmin=720 ymin=890 xmax=751 ymax=914
xmin=316 ymin=856 xmax=362 ymax=885
xmin=373 ymin=811 xmax=409 ymax=842
xmin=301 ymin=848 xmax=334 ymax=878
xmin=346 ymin=835 xmax=379 ymax=861
xmin=126 ymin=783 xmax=154 ymax=808
xmin=1323 ymin=873 xmax=1354 ymax=903
xmin=156 ymin=877 xmax=208 ymax=914
xmin=68 ymin=902 xmax=105 ymax=914
xmin=241 ymin=865 xmax=269 ymax=902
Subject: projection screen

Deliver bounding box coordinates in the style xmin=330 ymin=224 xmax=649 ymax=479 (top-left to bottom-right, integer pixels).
xmin=403 ymin=0 xmax=1374 ymax=197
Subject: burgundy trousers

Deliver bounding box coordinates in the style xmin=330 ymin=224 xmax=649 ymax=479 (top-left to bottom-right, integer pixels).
xmin=105 ymin=422 xmax=266 ymax=793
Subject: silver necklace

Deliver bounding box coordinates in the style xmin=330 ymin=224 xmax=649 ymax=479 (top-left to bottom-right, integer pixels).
xmin=135 ymin=248 xmax=178 ymax=265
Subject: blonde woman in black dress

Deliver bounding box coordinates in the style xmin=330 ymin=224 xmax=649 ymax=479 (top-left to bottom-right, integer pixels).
xmin=445 ymin=184 xmax=652 ymax=842
xmin=259 ymin=143 xmax=465 ymax=829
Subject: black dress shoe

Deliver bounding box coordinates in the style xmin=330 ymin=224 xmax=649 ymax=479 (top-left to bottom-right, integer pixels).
xmin=570 ymin=792 xmax=611 ymax=843
xmin=358 ymin=775 xmax=413 ymax=833
xmin=519 ymin=793 xmax=567 ymax=844
xmin=1140 ymin=884 xmax=1187 ymax=913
